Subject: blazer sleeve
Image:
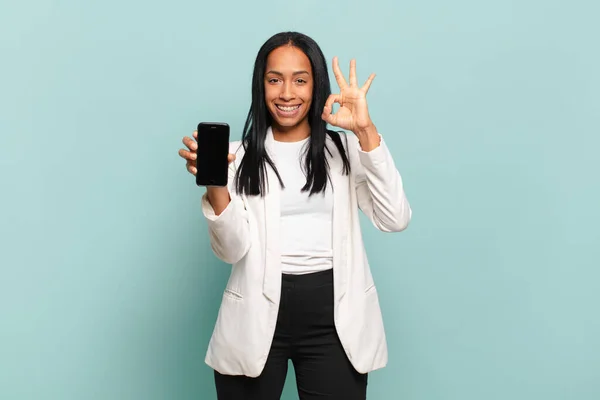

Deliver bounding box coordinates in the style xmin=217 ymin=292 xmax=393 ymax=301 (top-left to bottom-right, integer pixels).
xmin=200 ymin=142 xmax=251 ymax=264
xmin=350 ymin=134 xmax=412 ymax=232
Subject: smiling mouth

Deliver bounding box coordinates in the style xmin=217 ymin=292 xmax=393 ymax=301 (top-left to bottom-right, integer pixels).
xmin=276 ymin=104 xmax=301 ymax=112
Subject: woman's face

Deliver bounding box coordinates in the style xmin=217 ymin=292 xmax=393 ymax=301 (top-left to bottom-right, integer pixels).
xmin=264 ymin=45 xmax=313 ymax=132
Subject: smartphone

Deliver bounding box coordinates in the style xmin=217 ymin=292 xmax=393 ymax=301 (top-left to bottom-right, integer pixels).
xmin=195 ymin=122 xmax=230 ymax=187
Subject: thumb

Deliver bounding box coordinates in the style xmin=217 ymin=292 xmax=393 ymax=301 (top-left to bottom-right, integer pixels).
xmin=227 ymin=153 xmax=236 ymax=164
xmin=321 ymin=105 xmax=336 ymax=125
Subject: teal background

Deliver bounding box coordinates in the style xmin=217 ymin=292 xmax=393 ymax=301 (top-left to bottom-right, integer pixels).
xmin=1 ymin=0 xmax=599 ymax=399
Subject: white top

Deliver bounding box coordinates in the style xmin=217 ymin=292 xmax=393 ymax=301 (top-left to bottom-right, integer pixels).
xmin=272 ymin=137 xmax=334 ymax=275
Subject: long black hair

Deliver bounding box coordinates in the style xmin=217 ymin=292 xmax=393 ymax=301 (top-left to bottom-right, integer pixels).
xmin=234 ymin=31 xmax=351 ymax=197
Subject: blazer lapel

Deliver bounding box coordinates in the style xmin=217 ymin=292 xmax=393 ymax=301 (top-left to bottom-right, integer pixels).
xmin=262 ymin=127 xmax=282 ymax=303
xmin=328 ymin=134 xmax=350 ymax=302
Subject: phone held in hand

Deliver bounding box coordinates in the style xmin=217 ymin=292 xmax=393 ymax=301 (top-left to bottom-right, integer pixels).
xmin=195 ymin=122 xmax=230 ymax=187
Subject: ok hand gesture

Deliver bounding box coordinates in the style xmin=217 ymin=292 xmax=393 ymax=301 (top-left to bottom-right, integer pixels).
xmin=321 ymin=57 xmax=377 ymax=135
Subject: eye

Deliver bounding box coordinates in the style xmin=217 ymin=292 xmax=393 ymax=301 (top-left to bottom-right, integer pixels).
xmin=267 ymin=78 xmax=281 ymax=84
xmin=296 ymin=78 xmax=307 ymax=84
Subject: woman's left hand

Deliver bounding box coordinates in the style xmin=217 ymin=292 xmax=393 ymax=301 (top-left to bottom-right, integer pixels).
xmin=322 ymin=57 xmax=379 ymax=146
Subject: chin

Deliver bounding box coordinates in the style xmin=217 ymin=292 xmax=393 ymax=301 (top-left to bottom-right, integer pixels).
xmin=274 ymin=118 xmax=303 ymax=127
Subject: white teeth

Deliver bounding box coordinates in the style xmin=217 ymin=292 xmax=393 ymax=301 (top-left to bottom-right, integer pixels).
xmin=277 ymin=105 xmax=300 ymax=112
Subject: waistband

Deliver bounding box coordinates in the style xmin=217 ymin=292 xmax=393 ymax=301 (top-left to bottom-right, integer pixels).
xmin=281 ymin=268 xmax=333 ymax=288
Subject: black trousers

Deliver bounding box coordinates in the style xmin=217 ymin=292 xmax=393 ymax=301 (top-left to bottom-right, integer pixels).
xmin=214 ymin=269 xmax=368 ymax=399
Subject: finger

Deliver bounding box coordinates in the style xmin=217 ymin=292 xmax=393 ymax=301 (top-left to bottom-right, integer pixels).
xmin=324 ymin=93 xmax=341 ymax=110
xmin=349 ymin=59 xmax=358 ymax=87
xmin=322 ymin=94 xmax=341 ymax=124
xmin=227 ymin=153 xmax=236 ymax=164
xmin=182 ymin=136 xmax=197 ymax=151
xmin=332 ymin=57 xmax=348 ymax=89
xmin=193 ymin=130 xmax=197 ymax=139
xmin=321 ymin=107 xmax=335 ymax=125
xmin=179 ymin=148 xmax=196 ymax=161
xmin=322 ymin=93 xmax=341 ymax=117
xmin=361 ymin=73 xmax=376 ymax=93
xmin=186 ymin=162 xmax=197 ymax=175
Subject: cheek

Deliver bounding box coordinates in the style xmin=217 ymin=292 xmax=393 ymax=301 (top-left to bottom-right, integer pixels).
xmin=303 ymin=86 xmax=314 ymax=104
xmin=264 ymin=86 xmax=277 ymax=104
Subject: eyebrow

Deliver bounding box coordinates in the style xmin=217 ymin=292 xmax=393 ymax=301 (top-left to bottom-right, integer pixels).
xmin=266 ymin=70 xmax=310 ymax=76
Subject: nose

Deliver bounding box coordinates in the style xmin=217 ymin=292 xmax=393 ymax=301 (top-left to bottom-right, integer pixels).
xmin=279 ymin=81 xmax=294 ymax=101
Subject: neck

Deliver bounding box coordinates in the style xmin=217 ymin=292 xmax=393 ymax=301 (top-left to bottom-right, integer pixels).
xmin=272 ymin=119 xmax=310 ymax=142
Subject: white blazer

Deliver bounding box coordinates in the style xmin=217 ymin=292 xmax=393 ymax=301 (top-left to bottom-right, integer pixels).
xmin=201 ymin=126 xmax=412 ymax=377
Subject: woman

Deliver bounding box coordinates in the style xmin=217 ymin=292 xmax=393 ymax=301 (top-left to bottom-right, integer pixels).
xmin=179 ymin=31 xmax=411 ymax=400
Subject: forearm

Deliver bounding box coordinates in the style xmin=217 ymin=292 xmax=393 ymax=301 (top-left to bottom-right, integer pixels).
xmin=201 ymin=189 xmax=251 ymax=264
xmin=207 ymin=187 xmax=231 ymax=216
xmin=354 ymin=133 xmax=412 ymax=232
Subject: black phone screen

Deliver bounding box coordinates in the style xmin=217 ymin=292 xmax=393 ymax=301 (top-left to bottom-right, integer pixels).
xmin=195 ymin=122 xmax=230 ymax=187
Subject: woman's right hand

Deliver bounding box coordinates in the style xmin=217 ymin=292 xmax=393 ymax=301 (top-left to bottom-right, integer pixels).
xmin=179 ymin=130 xmax=236 ymax=176
xmin=179 ymin=130 xmax=236 ymax=215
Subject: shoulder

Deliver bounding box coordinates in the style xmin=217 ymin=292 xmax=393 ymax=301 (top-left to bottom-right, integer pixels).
xmin=226 ymin=141 xmax=245 ymax=173
xmin=326 ymin=129 xmax=359 ymax=153
xmin=229 ymin=140 xmax=244 ymax=154
xmin=229 ymin=141 xmax=246 ymax=164
xmin=326 ymin=130 xmax=361 ymax=167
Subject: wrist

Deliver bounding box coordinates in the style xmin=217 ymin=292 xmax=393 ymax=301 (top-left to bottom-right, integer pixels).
xmin=353 ymin=124 xmax=380 ymax=152
xmin=206 ymin=186 xmax=231 ymax=215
